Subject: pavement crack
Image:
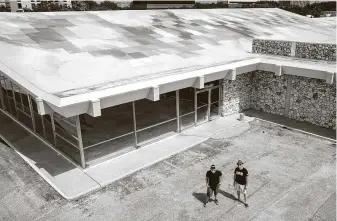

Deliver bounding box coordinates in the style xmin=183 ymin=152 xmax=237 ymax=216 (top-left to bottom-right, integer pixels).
xmin=163 ymin=160 xmax=183 ymax=171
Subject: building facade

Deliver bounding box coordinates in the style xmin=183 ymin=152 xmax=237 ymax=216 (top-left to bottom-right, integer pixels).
xmin=0 ymin=9 xmax=335 ymax=170
xmin=6 ymin=0 xmax=71 ymax=12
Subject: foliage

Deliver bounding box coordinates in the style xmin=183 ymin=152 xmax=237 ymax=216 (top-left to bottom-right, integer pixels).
xmin=281 ymin=1 xmax=336 ymax=17
xmin=71 ymin=1 xmax=89 ymax=11
xmin=0 ymin=5 xmax=10 ymax=12
xmin=1 ymin=0 xmax=334 ymax=16
xmin=194 ymin=2 xmax=228 ymax=9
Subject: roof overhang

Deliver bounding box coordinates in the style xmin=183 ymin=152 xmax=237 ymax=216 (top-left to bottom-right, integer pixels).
xmin=1 ymin=57 xmax=335 ymax=118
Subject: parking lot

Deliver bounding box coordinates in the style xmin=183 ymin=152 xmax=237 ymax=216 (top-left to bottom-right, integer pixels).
xmin=0 ymin=119 xmax=335 ymax=221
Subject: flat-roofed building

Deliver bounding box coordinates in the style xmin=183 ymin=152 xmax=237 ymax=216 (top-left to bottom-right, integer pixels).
xmin=0 ymin=9 xmax=335 ymax=173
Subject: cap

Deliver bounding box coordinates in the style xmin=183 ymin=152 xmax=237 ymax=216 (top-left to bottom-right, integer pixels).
xmin=210 ymin=165 xmax=215 ymax=169
xmin=237 ymin=160 xmax=243 ymax=165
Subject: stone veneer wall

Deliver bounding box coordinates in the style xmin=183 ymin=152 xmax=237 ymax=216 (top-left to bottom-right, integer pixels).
xmin=295 ymin=43 xmax=336 ymax=61
xmin=288 ymin=76 xmax=336 ymax=129
xmin=221 ymin=71 xmax=336 ymax=129
xmin=252 ymin=39 xmax=292 ymax=56
xmin=221 ymin=73 xmax=253 ymax=117
xmin=250 ymin=71 xmax=288 ymax=116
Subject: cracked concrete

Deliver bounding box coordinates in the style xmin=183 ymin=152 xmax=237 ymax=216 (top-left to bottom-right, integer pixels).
xmin=0 ymin=119 xmax=335 ymax=221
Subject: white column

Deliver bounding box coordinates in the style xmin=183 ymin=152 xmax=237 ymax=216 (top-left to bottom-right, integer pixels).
xmin=76 ymin=115 xmax=86 ymax=168
xmin=194 ymin=88 xmax=197 ymax=125
xmin=27 ymin=94 xmax=36 ymax=132
xmin=132 ymin=101 xmax=138 ymax=148
xmin=50 ymin=113 xmax=57 ymax=147
xmin=176 ymin=90 xmax=180 ymax=132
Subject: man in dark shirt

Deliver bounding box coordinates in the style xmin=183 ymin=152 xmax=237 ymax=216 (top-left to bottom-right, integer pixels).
xmin=204 ymin=165 xmax=222 ymax=207
xmin=233 ymin=160 xmax=249 ymax=207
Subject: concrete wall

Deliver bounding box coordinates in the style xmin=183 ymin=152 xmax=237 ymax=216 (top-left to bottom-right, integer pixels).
xmin=252 ymin=39 xmax=292 ymax=56
xmin=221 ymin=71 xmax=336 ymax=130
xmin=295 ymin=43 xmax=336 ymax=61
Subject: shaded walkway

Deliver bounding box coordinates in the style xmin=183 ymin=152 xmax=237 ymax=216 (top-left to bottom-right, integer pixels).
xmin=243 ymin=109 xmax=336 ymax=140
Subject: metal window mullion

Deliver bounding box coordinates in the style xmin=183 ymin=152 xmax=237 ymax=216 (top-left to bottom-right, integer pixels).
xmin=3 ymin=79 xmax=12 ymax=114
xmin=19 ymin=87 xmax=24 ymax=111
xmin=50 ymin=113 xmax=57 ymax=147
xmin=218 ymin=82 xmax=222 ymax=116
xmin=136 ymin=117 xmax=177 ymax=133
xmin=41 ymin=115 xmax=46 ymax=139
xmin=0 ymin=81 xmax=5 ymax=110
xmin=76 ymin=115 xmax=86 ymax=168
xmin=194 ymin=88 xmax=197 ymax=125
xmin=197 ymin=104 xmax=209 ymax=109
xmin=208 ymin=89 xmax=211 ymax=121
xmin=10 ymin=82 xmax=19 ymax=119
xmin=84 ymin=131 xmax=135 ymax=150
xmin=55 ymin=133 xmax=79 ymax=150
xmin=27 ymin=93 xmax=36 ymax=132
xmin=17 ymin=107 xmax=31 ymax=118
xmin=179 ymin=111 xmax=194 ymax=118
xmin=132 ymin=101 xmax=138 ymax=148
xmin=176 ymin=90 xmax=180 ymax=133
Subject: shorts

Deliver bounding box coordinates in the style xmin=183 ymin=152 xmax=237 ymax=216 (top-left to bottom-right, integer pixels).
xmin=207 ymin=185 xmax=219 ymax=197
xmin=235 ymin=182 xmax=247 ymax=194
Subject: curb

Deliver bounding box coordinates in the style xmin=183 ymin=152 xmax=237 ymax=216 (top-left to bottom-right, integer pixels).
xmin=253 ymin=117 xmax=336 ymax=143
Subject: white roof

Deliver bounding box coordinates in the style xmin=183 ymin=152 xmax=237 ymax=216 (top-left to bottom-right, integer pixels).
xmin=0 ymin=8 xmax=335 ymax=116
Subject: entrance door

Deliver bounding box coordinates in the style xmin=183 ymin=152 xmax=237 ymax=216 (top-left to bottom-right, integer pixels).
xmin=195 ymin=85 xmax=221 ymax=125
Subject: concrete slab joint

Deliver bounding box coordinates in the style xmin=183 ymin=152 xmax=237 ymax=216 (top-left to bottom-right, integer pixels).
xmin=147 ymin=86 xmax=160 ymax=101
xmin=88 ymin=99 xmax=101 ymax=117
xmin=193 ymin=75 xmax=204 ymax=89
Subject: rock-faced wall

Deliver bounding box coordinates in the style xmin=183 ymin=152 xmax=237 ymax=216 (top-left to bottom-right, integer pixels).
xmin=295 ymin=43 xmax=336 ymax=61
xmin=252 ymin=39 xmax=292 ymax=56
xmin=221 ymin=73 xmax=252 ymax=117
xmin=221 ymin=71 xmax=336 ymax=129
xmin=288 ymin=76 xmax=336 ymax=129
xmin=250 ymin=71 xmax=287 ymax=116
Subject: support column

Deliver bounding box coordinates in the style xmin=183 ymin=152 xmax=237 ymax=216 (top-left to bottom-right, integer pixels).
xmin=27 ymin=94 xmax=36 ymax=132
xmin=208 ymin=89 xmax=211 ymax=121
xmin=194 ymin=88 xmax=197 ymax=125
xmin=50 ymin=113 xmax=57 ymax=147
xmin=132 ymin=101 xmax=138 ymax=148
xmin=0 ymin=80 xmax=5 ymax=110
xmin=3 ymin=79 xmax=12 ymax=114
xmin=218 ymin=83 xmax=222 ymax=116
xmin=76 ymin=115 xmax=86 ymax=168
xmin=41 ymin=115 xmax=47 ymax=139
xmin=284 ymin=75 xmax=294 ymax=117
xmin=176 ymin=90 xmax=180 ymax=132
xmin=19 ymin=88 xmax=24 ymax=111
xmin=10 ymin=82 xmax=18 ymax=119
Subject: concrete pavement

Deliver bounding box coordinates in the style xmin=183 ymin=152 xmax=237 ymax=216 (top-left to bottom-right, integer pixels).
xmin=31 ymin=119 xmax=336 ymax=221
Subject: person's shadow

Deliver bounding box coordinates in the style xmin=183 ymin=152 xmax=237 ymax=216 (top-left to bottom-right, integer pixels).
xmin=218 ymin=189 xmax=237 ymax=201
xmin=192 ymin=189 xmax=237 ymax=204
xmin=192 ymin=192 xmax=208 ymax=203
